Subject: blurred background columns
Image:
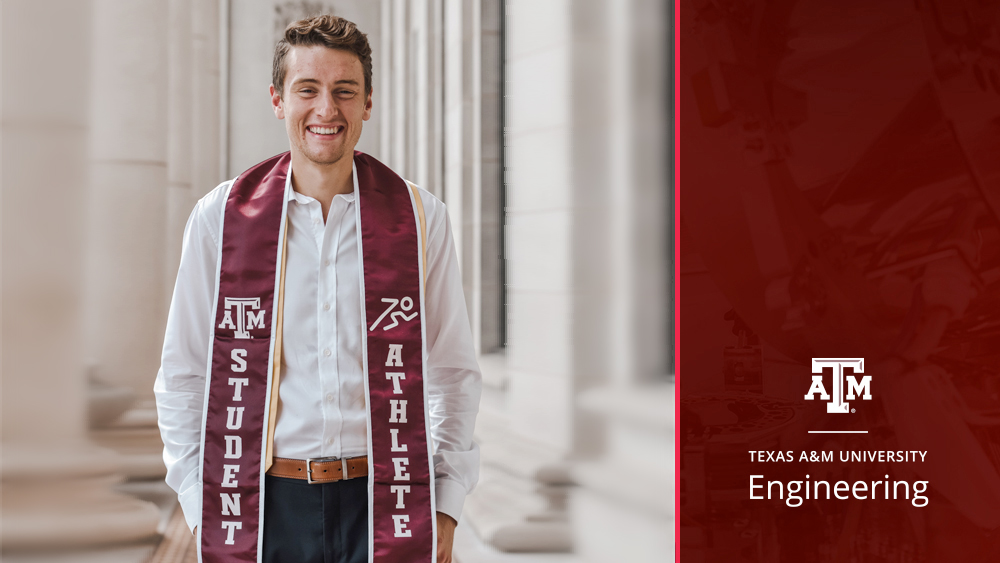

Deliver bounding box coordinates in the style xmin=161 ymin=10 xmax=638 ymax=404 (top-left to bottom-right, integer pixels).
xmin=462 ymin=0 xmax=579 ymax=552
xmin=166 ymin=0 xmax=194 ymax=283
xmin=190 ymin=0 xmax=223 ymax=201
xmin=567 ymin=1 xmax=672 ymax=560
xmin=1 ymin=0 xmax=163 ymax=552
xmin=466 ymin=0 xmax=672 ymax=559
xmin=85 ymin=0 xmax=224 ymax=482
xmin=85 ymin=0 xmax=169 ymax=408
xmin=84 ymin=0 xmax=172 ymax=482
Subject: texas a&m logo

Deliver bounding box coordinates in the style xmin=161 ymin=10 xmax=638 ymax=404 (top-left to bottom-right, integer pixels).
xmin=805 ymin=358 xmax=872 ymax=413
xmin=218 ymin=297 xmax=266 ymax=339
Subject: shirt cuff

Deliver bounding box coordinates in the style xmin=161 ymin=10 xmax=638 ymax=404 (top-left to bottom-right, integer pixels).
xmin=178 ymin=480 xmax=202 ymax=532
xmin=434 ymin=477 xmax=468 ymax=523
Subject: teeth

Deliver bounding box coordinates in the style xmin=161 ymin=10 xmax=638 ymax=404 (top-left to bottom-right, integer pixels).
xmin=310 ymin=126 xmax=341 ymax=135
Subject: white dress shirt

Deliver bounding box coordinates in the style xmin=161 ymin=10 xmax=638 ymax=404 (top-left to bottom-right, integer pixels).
xmin=154 ymin=165 xmax=482 ymax=532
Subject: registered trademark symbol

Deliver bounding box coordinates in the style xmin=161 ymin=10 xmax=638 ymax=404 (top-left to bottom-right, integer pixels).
xmin=851 ymin=408 xmax=856 ymax=413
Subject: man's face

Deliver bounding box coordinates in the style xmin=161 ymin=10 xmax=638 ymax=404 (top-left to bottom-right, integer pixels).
xmin=270 ymin=45 xmax=372 ymax=167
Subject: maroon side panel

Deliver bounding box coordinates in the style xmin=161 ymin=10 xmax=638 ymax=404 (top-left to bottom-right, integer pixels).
xmin=356 ymin=151 xmax=434 ymax=563
xmin=201 ymin=152 xmax=289 ymax=562
xmin=680 ymin=0 xmax=1000 ymax=560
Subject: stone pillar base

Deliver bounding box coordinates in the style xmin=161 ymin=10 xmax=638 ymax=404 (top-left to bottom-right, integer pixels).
xmin=465 ymin=401 xmax=574 ymax=553
xmin=570 ymin=466 xmax=673 ymax=563
xmin=1 ymin=444 xmax=161 ymax=551
xmin=570 ymin=384 xmax=673 ymax=563
xmin=465 ymin=467 xmax=573 ymax=552
xmin=91 ymin=401 xmax=167 ymax=480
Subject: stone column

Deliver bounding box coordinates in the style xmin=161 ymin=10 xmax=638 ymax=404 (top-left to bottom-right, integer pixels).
xmin=504 ymin=0 xmax=577 ymax=469
xmin=466 ymin=1 xmax=671 ymax=558
xmin=191 ymin=0 xmax=222 ymax=199
xmin=391 ymin=0 xmax=408 ymax=172
xmin=375 ymin=0 xmax=439 ymax=188
xmin=92 ymin=0 xmax=216 ymax=482
xmin=167 ymin=0 xmax=194 ymax=302
xmin=479 ymin=0 xmax=503 ymax=353
xmin=462 ymin=0 xmax=577 ymax=552
xmin=443 ymin=0 xmax=465 ymax=262
xmin=83 ymin=0 xmax=177 ymax=482
xmin=462 ymin=0 xmax=483 ymax=349
xmin=430 ymin=0 xmax=446 ymax=199
xmin=92 ymin=0 xmax=225 ymax=483
xmin=442 ymin=0 xmax=484 ymax=345
xmin=2 ymin=0 xmax=162 ymax=551
xmin=84 ymin=0 xmax=170 ymax=403
xmin=410 ymin=0 xmax=431 ymax=189
xmin=568 ymin=0 xmax=672 ymax=561
xmin=379 ymin=0 xmax=393 ymax=162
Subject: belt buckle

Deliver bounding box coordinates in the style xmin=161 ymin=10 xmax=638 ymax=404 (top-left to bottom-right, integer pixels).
xmin=305 ymin=456 xmax=340 ymax=484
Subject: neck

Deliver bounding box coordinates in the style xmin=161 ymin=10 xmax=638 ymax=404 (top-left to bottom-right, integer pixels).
xmin=289 ymin=151 xmax=354 ymax=220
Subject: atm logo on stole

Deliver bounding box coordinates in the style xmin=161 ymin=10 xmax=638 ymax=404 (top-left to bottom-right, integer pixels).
xmin=218 ymin=297 xmax=266 ymax=339
xmin=804 ymin=358 xmax=872 ymax=413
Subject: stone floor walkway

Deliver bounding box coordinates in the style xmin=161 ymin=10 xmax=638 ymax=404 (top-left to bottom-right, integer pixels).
xmin=453 ymin=523 xmax=580 ymax=563
xmin=2 ymin=481 xmax=174 ymax=563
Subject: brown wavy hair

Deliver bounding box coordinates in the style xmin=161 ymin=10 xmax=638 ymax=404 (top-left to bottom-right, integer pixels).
xmin=272 ymin=15 xmax=372 ymax=98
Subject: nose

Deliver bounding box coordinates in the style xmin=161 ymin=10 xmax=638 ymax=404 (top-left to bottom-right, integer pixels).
xmin=316 ymin=92 xmax=339 ymax=119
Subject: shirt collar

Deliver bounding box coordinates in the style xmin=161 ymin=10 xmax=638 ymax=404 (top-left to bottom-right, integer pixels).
xmin=285 ymin=162 xmax=357 ymax=204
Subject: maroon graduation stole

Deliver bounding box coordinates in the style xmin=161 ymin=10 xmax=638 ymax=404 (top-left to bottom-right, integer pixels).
xmin=198 ymin=151 xmax=436 ymax=562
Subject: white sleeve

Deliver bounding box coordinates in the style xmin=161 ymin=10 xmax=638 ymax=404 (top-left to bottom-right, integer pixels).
xmin=421 ymin=190 xmax=483 ymax=523
xmin=154 ymin=184 xmax=228 ymax=532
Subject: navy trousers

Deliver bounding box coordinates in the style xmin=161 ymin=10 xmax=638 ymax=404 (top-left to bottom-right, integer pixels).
xmin=262 ymin=474 xmax=368 ymax=563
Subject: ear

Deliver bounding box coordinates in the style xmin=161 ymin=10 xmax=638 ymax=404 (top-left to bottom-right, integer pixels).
xmin=270 ymin=84 xmax=285 ymax=119
xmin=362 ymin=88 xmax=373 ymax=121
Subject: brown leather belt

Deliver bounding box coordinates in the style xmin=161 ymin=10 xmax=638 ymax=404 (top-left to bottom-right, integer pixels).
xmin=266 ymin=456 xmax=368 ymax=484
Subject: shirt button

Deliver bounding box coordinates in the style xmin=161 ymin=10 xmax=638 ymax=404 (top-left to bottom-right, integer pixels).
xmin=325 ymin=259 xmax=332 ymax=267
xmin=326 ymin=393 xmax=334 ymax=402
xmin=323 ymin=348 xmax=331 ymax=357
xmin=323 ymin=302 xmax=330 ymax=311
xmin=313 ymin=218 xmax=321 ymax=225
xmin=327 ymin=438 xmax=335 ymax=445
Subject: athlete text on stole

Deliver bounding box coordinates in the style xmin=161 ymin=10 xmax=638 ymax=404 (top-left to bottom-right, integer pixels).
xmin=385 ymin=342 xmax=413 ymax=537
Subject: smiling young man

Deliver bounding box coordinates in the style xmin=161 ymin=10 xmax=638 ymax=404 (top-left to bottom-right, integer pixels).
xmin=155 ymin=15 xmax=481 ymax=563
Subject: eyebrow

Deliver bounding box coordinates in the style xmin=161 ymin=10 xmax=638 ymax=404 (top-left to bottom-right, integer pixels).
xmin=291 ymin=78 xmax=360 ymax=87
